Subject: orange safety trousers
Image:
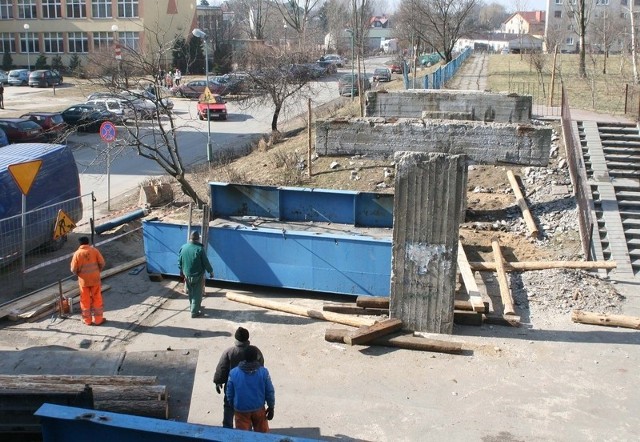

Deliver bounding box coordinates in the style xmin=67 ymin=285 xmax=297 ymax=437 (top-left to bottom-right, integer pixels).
xmin=234 ymin=409 xmax=269 ymax=433
xmin=79 ymin=285 xmax=104 ymax=325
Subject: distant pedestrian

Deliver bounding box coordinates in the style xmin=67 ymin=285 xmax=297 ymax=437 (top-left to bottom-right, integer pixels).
xmin=213 ymin=327 xmax=264 ymax=428
xmin=174 ymin=68 xmax=182 ymax=86
xmin=165 ymin=72 xmax=173 ymax=88
xmin=70 ymin=236 xmax=106 ymax=325
xmin=0 ymin=82 xmax=4 ymax=109
xmin=226 ymin=345 xmax=275 ymax=433
xmin=178 ymin=230 xmax=213 ymax=317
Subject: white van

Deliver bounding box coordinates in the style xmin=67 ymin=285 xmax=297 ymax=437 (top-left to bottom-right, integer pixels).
xmin=85 ymin=98 xmax=135 ymax=123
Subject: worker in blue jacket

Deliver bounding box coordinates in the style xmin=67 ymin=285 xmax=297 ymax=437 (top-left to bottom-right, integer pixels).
xmin=226 ymin=345 xmax=275 ymax=432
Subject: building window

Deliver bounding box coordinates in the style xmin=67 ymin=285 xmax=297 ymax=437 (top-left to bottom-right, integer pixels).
xmin=555 ymin=11 xmax=562 ymax=18
xmin=566 ymin=37 xmax=574 ymax=45
xmin=43 ymin=32 xmax=63 ymax=53
xmin=42 ymin=0 xmax=61 ymax=19
xmin=555 ymin=0 xmax=562 ymax=4
xmin=595 ymin=0 xmax=609 ymax=4
xmin=67 ymin=0 xmax=86 ymax=18
xmin=92 ymin=0 xmax=112 ymax=18
xmin=21 ymin=31 xmax=39 ymax=53
xmin=0 ymin=32 xmax=15 ymax=53
xmin=93 ymin=31 xmax=114 ymax=50
xmin=18 ymin=0 xmax=37 ymax=19
xmin=118 ymin=0 xmax=138 ymax=18
xmin=119 ymin=31 xmax=139 ymax=51
xmin=68 ymin=31 xmax=88 ymax=52
xmin=0 ymin=0 xmax=13 ymax=19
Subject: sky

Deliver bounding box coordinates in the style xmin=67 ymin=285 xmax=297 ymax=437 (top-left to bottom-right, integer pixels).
xmin=492 ymin=0 xmax=547 ymax=12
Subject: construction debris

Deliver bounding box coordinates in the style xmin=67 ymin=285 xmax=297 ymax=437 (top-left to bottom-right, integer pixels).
xmin=491 ymin=238 xmax=516 ymax=316
xmin=344 ymin=318 xmax=403 ymax=346
xmin=469 ymin=260 xmax=617 ymax=272
xmin=507 ymin=170 xmax=539 ymax=237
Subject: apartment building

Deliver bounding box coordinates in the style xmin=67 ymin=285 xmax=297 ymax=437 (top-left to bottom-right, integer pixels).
xmin=0 ymin=0 xmax=198 ymax=69
xmin=544 ymin=0 xmax=638 ymax=53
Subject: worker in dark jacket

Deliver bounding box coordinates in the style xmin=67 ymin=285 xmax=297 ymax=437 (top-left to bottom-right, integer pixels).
xmin=178 ymin=230 xmax=213 ymax=317
xmin=213 ymin=327 xmax=264 ymax=428
xmin=226 ymin=345 xmax=275 ymax=433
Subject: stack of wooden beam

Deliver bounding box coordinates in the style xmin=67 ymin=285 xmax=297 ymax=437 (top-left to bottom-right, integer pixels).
xmin=0 ymin=374 xmax=168 ymax=438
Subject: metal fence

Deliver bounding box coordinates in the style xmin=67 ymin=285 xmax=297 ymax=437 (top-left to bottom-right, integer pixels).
xmin=507 ymin=80 xmax=562 ymax=117
xmin=404 ymin=47 xmax=472 ymax=90
xmin=561 ymin=86 xmax=595 ymax=259
xmin=0 ymin=193 xmax=96 ymax=302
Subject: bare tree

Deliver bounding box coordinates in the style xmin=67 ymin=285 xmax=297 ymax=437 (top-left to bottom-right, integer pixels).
xmin=234 ymin=46 xmax=316 ymax=133
xmin=590 ymin=7 xmax=627 ymax=74
xmin=276 ymin=0 xmax=322 ymax=48
xmin=564 ymin=0 xmax=594 ymax=77
xmin=395 ymin=0 xmax=478 ymax=63
xmin=622 ymin=1 xmax=640 ymax=84
xmin=230 ymin=0 xmax=274 ymax=40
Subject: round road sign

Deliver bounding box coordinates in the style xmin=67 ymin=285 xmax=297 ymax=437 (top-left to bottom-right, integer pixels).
xmin=100 ymin=121 xmax=117 ymax=142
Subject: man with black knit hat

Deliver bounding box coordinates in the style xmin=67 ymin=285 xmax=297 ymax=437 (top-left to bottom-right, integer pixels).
xmin=226 ymin=345 xmax=275 ymax=433
xmin=213 ymin=327 xmax=264 ymax=428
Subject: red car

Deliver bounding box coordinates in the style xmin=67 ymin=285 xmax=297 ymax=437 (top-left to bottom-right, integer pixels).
xmin=197 ymin=93 xmax=227 ymax=120
xmin=0 ymin=118 xmax=45 ymax=143
xmin=20 ymin=112 xmax=68 ymax=143
xmin=389 ymin=62 xmax=409 ymax=74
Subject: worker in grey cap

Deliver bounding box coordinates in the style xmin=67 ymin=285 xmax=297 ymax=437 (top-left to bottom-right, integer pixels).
xmin=178 ymin=230 xmax=213 ymax=317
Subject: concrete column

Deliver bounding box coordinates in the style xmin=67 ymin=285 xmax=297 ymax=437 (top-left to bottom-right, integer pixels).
xmin=390 ymin=152 xmax=468 ymax=334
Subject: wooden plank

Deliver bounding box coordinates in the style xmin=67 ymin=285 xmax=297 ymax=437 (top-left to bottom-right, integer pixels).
xmin=571 ymin=310 xmax=640 ymax=329
xmin=0 ymin=382 xmax=166 ymax=401
xmin=322 ymin=304 xmax=388 ymax=316
xmin=93 ymin=399 xmax=168 ymax=420
xmin=344 ymin=318 xmax=403 ymax=346
xmin=491 ymin=238 xmax=516 ymax=316
xmin=11 ymin=285 xmax=111 ymax=321
xmin=355 ymin=296 xmax=389 ymax=309
xmin=457 ymin=241 xmax=486 ymax=313
xmin=483 ymin=314 xmax=521 ymax=327
xmin=325 ymin=328 xmax=464 ymax=354
xmin=454 ymin=300 xmax=490 ymax=312
xmin=0 ymin=375 xmax=158 ymax=385
xmin=507 ymin=170 xmax=539 ymax=237
xmin=226 ymin=292 xmax=376 ymax=328
xmin=469 ymin=260 xmax=617 ymax=272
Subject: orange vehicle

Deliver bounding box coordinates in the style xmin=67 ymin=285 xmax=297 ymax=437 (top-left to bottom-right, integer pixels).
xmin=197 ymin=89 xmax=227 ymax=121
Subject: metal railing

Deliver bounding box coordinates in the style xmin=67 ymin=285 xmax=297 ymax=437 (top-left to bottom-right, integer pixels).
xmin=403 ymin=48 xmax=472 ymax=90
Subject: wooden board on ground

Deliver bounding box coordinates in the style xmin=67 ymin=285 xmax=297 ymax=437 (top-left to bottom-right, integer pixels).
xmin=9 ymin=285 xmax=111 ymax=321
xmin=469 ymin=260 xmax=617 ymax=272
xmin=325 ymin=328 xmax=464 ymax=354
xmin=0 ymin=374 xmax=158 ymax=385
xmin=355 ymin=296 xmax=389 ymax=309
xmin=344 ymin=318 xmax=403 ymax=345
xmin=322 ymin=303 xmax=388 ymax=316
xmin=571 ymin=310 xmax=640 ymax=330
xmin=457 ymin=242 xmax=486 ymax=313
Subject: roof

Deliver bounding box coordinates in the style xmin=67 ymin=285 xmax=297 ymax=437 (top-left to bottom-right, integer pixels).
xmin=505 ymin=10 xmax=546 ymax=25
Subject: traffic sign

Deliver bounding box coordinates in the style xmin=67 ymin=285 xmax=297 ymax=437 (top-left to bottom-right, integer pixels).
xmin=53 ymin=209 xmax=76 ymax=240
xmin=100 ymin=121 xmax=117 ymax=142
xmin=8 ymin=160 xmax=42 ymax=196
xmin=202 ymin=86 xmax=214 ymax=103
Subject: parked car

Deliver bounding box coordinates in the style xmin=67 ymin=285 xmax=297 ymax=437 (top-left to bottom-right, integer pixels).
xmin=315 ymin=60 xmax=338 ymax=75
xmin=118 ymin=92 xmax=158 ymax=119
xmin=128 ymin=88 xmax=175 ymax=115
xmin=28 ymin=69 xmax=63 ymax=87
xmin=197 ymin=93 xmax=227 ymax=120
xmin=389 ymin=62 xmax=408 ymax=74
xmin=61 ymin=103 xmax=117 ymax=132
xmin=373 ymin=68 xmax=392 ymax=82
xmin=86 ymin=98 xmax=134 ymax=123
xmin=338 ymin=73 xmax=371 ymax=96
xmin=7 ymin=69 xmax=30 ymax=86
xmin=173 ymin=80 xmax=227 ymax=99
xmin=211 ymin=74 xmax=247 ymax=95
xmin=0 ymin=70 xmax=8 ymax=84
xmin=20 ymin=112 xmax=68 ymax=142
xmin=0 ymin=127 xmax=8 ymax=147
xmin=0 ymin=118 xmax=46 ymax=143
xmin=319 ymin=54 xmax=345 ymax=68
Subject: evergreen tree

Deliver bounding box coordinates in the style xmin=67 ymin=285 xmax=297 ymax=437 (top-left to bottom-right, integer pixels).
xmin=2 ymin=49 xmax=12 ymax=71
xmin=35 ymin=54 xmax=48 ymax=69
xmin=51 ymin=54 xmax=63 ymax=72
xmin=69 ymin=54 xmax=83 ymax=77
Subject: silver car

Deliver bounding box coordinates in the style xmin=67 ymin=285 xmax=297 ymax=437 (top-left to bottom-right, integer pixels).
xmin=0 ymin=70 xmax=8 ymax=84
xmin=8 ymin=69 xmax=30 ymax=86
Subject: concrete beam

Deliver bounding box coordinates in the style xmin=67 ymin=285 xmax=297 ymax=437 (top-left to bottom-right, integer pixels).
xmin=315 ymin=118 xmax=551 ymax=167
xmin=390 ymin=152 xmax=467 ymax=334
xmin=365 ymin=90 xmax=532 ymax=123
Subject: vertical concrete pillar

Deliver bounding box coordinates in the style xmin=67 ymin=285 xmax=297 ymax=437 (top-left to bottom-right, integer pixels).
xmin=390 ymin=152 xmax=468 ymax=334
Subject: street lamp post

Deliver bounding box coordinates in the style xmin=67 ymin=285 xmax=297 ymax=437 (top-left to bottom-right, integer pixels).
xmin=111 ymin=25 xmax=121 ymax=83
xmin=346 ymin=29 xmax=355 ymax=99
xmin=23 ymin=23 xmax=30 ymax=71
xmin=192 ymin=28 xmax=213 ymax=163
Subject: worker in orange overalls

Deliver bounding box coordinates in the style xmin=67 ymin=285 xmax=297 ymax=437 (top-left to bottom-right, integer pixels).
xmin=70 ymin=236 xmax=106 ymax=325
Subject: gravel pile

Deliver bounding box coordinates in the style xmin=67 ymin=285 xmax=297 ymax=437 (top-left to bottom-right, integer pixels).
xmin=510 ymin=269 xmax=625 ymax=318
